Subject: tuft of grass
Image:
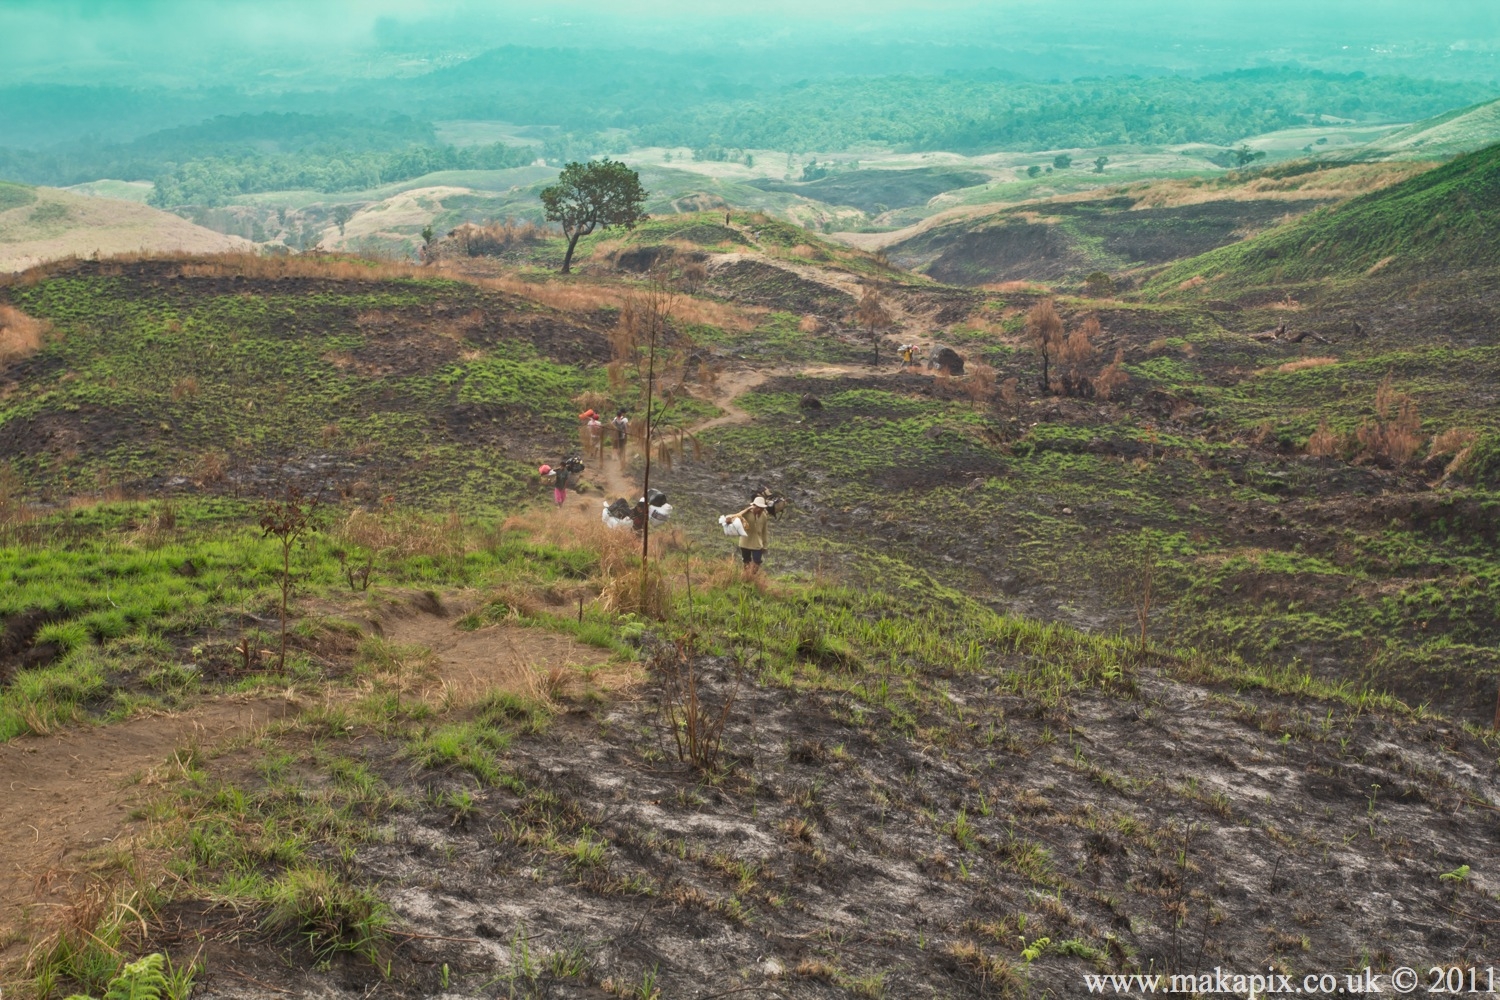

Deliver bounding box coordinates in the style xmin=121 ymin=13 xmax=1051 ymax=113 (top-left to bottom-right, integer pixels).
xmin=407 ymin=721 xmax=511 ymax=784
xmin=263 ymin=867 xmax=392 ymax=960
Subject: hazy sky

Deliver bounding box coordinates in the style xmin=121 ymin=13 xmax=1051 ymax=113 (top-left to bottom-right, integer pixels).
xmin=3 ymin=0 xmax=1499 ymax=86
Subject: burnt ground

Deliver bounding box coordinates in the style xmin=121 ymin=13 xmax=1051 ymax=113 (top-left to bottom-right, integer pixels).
xmin=657 ymin=267 xmax=1500 ymax=725
xmin=705 ymin=259 xmax=855 ymax=316
xmin=0 ymin=259 xmax=620 ymax=506
xmin=893 ymin=198 xmax=1334 ymax=287
xmin=5 ymin=233 xmax=1500 ymax=998
xmin=173 ymin=631 xmax=1500 ymax=999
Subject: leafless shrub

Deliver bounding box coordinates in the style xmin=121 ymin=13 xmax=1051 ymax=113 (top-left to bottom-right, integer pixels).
xmin=679 ymin=260 xmax=709 ymax=292
xmin=963 ymin=361 xmax=996 ymax=410
xmin=1355 ymin=373 xmax=1423 ymax=466
xmin=1055 ymin=314 xmax=1099 ymax=396
xmin=1306 ymin=419 xmax=1342 ymax=457
xmin=195 ymin=449 xmax=227 ymax=484
xmin=654 ymin=632 xmax=746 ymax=776
xmin=1094 ymin=348 xmax=1130 ymax=401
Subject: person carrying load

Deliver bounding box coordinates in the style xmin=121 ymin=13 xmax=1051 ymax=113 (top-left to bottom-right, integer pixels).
xmin=721 ymin=496 xmax=771 ymax=576
xmin=612 ymin=410 xmax=630 ymax=458
xmin=542 ymin=455 xmax=584 ymax=507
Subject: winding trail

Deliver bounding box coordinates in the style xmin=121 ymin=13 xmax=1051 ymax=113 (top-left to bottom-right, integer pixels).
xmin=694 ymin=361 xmax=889 ymax=433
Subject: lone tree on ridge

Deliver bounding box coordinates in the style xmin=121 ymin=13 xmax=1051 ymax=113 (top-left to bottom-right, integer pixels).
xmin=541 ymin=159 xmax=649 ymax=274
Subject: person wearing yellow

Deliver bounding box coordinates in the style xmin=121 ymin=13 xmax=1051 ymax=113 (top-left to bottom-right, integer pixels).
xmin=728 ymin=496 xmax=771 ymax=575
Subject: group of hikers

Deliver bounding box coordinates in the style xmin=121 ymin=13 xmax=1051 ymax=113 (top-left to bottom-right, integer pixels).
xmin=577 ymin=408 xmax=631 ymax=461
xmin=540 ymin=411 xmax=780 ymax=573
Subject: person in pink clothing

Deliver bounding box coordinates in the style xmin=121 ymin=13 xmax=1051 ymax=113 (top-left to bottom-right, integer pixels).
xmin=541 ymin=457 xmax=583 ymax=506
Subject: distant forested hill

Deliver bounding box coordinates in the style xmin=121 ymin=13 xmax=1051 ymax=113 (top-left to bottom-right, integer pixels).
xmin=0 ymin=113 xmax=533 ymax=206
xmin=633 ymin=69 xmax=1495 ymax=153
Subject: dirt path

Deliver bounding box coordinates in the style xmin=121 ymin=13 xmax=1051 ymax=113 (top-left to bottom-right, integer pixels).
xmin=695 ymin=361 xmax=909 ymax=433
xmin=0 ymin=696 xmax=299 ymax=950
xmin=0 ymin=609 xmax=617 ymax=954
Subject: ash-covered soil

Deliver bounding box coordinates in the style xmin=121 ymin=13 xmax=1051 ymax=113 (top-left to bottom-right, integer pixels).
xmin=706 ymin=259 xmax=855 ymax=315
xmin=891 ymin=198 xmax=1333 ymax=287
xmin=181 ymin=638 xmax=1500 ymax=998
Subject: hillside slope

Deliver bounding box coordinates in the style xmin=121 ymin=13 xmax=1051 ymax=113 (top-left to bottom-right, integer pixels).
xmin=1152 ymin=142 xmax=1500 ymax=294
xmin=0 ymin=184 xmax=250 ymax=273
xmin=3 ymin=250 xmax=1500 ymax=998
xmin=1354 ymin=98 xmax=1500 ymax=160
xmin=874 ymin=161 xmax=1424 ymax=287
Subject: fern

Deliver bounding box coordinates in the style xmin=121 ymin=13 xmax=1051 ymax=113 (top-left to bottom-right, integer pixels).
xmin=104 ymin=954 xmax=169 ymax=1000
xmin=63 ymin=952 xmax=170 ymax=1000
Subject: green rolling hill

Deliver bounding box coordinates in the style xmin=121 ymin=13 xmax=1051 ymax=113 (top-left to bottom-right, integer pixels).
xmin=1152 ymin=142 xmax=1500 ymax=294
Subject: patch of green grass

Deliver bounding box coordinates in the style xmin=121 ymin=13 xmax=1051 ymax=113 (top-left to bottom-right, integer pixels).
xmin=407 ymin=720 xmax=511 ymax=784
xmin=0 ymin=498 xmax=639 ymax=738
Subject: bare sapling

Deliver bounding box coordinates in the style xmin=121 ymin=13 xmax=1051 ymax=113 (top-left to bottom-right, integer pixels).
xmin=655 ymin=588 xmax=747 ymax=775
xmin=259 ymin=486 xmax=318 ymax=671
xmin=1025 ymin=299 xmax=1065 ymax=393
xmin=854 ymin=286 xmax=894 ymax=365
xmin=1134 ymin=535 xmax=1160 ymax=655
xmin=636 ymin=278 xmax=678 ymax=615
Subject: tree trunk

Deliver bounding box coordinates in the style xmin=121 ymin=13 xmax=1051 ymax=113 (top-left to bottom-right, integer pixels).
xmin=640 ymin=322 xmax=657 ymax=609
xmin=561 ymin=231 xmax=582 ymax=274
xmin=1040 ymin=351 xmax=1050 ymax=393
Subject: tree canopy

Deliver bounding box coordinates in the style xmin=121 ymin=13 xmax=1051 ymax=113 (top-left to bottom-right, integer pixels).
xmin=540 ymin=159 xmax=649 ymax=273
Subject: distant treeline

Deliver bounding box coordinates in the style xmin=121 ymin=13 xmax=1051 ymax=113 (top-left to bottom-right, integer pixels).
xmin=147 ymin=143 xmax=532 ymax=206
xmin=0 ymin=112 xmax=533 ymax=206
xmin=633 ymin=69 xmax=1493 ymax=153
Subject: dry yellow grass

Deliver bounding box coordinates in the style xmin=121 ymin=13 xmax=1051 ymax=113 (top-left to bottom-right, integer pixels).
xmin=8 ymin=249 xmax=766 ymax=333
xmin=1430 ymin=427 xmax=1479 ymax=457
xmin=470 ymin=272 xmax=763 ymax=331
xmin=978 ymin=280 xmax=1052 ymax=294
xmin=0 ymin=304 xmax=50 ymax=364
xmin=1270 ymin=356 xmax=1338 ymax=374
xmin=1306 ymin=419 xmax=1342 ymax=457
xmin=1127 ymin=161 xmax=1433 ymax=210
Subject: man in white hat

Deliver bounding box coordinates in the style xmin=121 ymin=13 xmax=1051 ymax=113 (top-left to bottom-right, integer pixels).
xmin=726 ymin=495 xmax=771 ymax=576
